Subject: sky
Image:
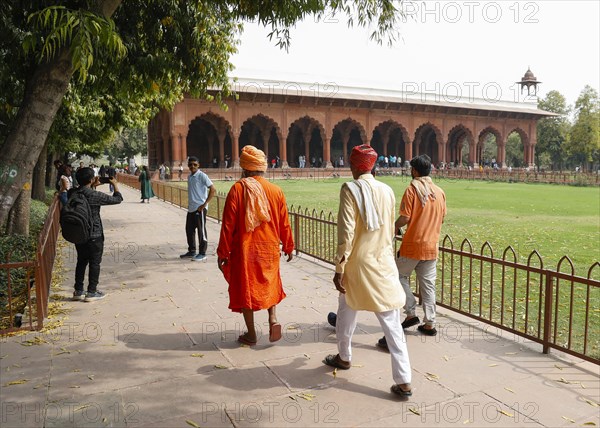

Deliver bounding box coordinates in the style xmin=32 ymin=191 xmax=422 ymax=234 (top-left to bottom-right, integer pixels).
xmin=231 ymin=0 xmax=600 ymax=109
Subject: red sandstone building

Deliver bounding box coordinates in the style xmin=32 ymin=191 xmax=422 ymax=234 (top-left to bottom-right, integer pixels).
xmin=148 ymin=73 xmax=553 ymax=170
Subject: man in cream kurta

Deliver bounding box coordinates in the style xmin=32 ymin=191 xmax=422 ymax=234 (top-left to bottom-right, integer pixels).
xmin=324 ymin=145 xmax=413 ymax=397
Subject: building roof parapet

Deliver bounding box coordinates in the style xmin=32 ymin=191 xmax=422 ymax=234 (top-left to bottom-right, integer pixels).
xmin=214 ymin=77 xmax=557 ymax=118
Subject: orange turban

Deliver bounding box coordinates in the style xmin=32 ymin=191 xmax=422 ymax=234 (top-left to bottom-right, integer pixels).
xmin=239 ymin=145 xmax=268 ymax=172
xmin=349 ymin=144 xmax=377 ymax=172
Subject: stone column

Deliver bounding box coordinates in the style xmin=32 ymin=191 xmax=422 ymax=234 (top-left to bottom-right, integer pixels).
xmin=470 ymin=140 xmax=478 ymax=168
xmin=529 ymin=144 xmax=536 ymax=168
xmin=205 ymin=133 xmax=216 ymax=167
xmin=323 ymin=136 xmax=332 ymax=169
xmin=218 ymin=131 xmax=226 ymax=168
xmin=438 ymin=141 xmax=446 ymax=164
xmin=231 ymin=132 xmax=240 ymax=168
xmin=303 ymin=132 xmax=311 ymax=165
xmin=342 ymin=132 xmax=349 ymax=161
xmin=281 ymin=132 xmax=289 ymax=168
xmin=405 ymin=140 xmax=413 ymax=164
xmin=261 ymin=126 xmax=270 ymax=159
xmin=180 ymin=131 xmax=187 ymax=163
xmin=170 ymin=132 xmax=180 ymax=168
xmin=497 ymin=140 xmax=506 ymax=168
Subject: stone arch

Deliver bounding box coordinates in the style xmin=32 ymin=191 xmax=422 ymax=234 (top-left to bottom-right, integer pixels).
xmin=287 ymin=116 xmax=326 ymax=167
xmin=331 ymin=118 xmax=368 ymax=162
xmin=447 ymin=124 xmax=474 ymax=167
xmin=414 ymin=122 xmax=443 ymax=165
xmin=371 ymin=120 xmax=410 ymax=165
xmin=477 ymin=126 xmax=503 ymax=167
xmin=505 ymin=127 xmax=530 ymax=167
xmin=186 ymin=112 xmax=233 ymax=168
xmin=506 ymin=127 xmax=529 ymax=145
xmin=240 ymin=114 xmax=284 ymax=165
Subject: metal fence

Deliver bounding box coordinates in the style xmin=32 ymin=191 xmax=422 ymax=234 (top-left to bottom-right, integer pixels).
xmin=1 ymin=174 xmax=597 ymax=363
xmin=0 ymin=196 xmax=61 ymax=333
xmin=432 ymin=169 xmax=600 ymax=186
xmin=42 ymin=174 xmax=599 ymax=364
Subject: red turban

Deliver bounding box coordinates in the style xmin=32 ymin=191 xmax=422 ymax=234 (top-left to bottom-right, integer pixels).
xmin=349 ymin=145 xmax=377 ymax=172
xmin=239 ymin=145 xmax=268 ymax=172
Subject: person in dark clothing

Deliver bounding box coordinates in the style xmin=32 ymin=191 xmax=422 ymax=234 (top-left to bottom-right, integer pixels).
xmin=70 ymin=167 xmax=123 ymax=302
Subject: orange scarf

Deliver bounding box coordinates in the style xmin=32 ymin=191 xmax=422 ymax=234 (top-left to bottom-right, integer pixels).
xmin=240 ymin=177 xmax=271 ymax=232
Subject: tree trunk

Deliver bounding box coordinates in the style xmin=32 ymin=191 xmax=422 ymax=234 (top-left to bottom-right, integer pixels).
xmin=32 ymin=142 xmax=48 ymax=201
xmin=5 ymin=186 xmax=32 ymax=236
xmin=0 ymin=0 xmax=123 ymax=228
xmin=45 ymin=151 xmax=62 ymax=188
xmin=0 ymin=50 xmax=73 ymax=227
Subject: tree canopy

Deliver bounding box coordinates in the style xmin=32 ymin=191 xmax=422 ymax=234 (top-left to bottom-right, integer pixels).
xmin=536 ymin=90 xmax=570 ymax=170
xmin=0 ymin=0 xmax=404 ymax=227
xmin=566 ymin=85 xmax=600 ymax=170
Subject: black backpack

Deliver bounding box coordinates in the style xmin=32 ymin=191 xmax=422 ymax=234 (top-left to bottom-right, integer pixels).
xmin=60 ymin=189 xmax=93 ymax=244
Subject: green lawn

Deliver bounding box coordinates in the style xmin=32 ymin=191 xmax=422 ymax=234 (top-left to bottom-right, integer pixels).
xmin=210 ymin=176 xmax=600 ymax=275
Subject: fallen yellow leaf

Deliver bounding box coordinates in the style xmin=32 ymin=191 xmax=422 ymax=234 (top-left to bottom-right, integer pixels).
xmin=561 ymin=416 xmax=575 ymax=423
xmin=75 ymin=404 xmax=92 ymax=412
xmin=498 ymin=410 xmax=513 ymax=417
xmin=488 ymin=364 xmax=499 ymax=367
xmin=4 ymin=379 xmax=29 ymax=386
xmin=332 ymin=368 xmax=337 ymax=379
xmin=214 ymin=365 xmax=227 ymax=369
xmin=186 ymin=420 xmax=201 ymax=428
xmin=190 ymin=353 xmax=204 ymax=358
xmin=409 ymin=408 xmax=421 ymax=416
xmin=296 ymin=393 xmax=316 ymax=401
xmin=504 ymin=387 xmax=515 ymax=393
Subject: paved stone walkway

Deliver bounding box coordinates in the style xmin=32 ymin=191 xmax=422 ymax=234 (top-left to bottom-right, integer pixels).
xmin=1 ymin=185 xmax=598 ymax=427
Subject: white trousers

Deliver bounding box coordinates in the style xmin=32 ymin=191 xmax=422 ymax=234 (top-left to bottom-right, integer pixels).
xmin=336 ymin=294 xmax=412 ymax=385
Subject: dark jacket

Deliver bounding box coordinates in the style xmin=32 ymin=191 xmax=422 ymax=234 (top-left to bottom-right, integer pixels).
xmin=69 ymin=186 xmax=123 ymax=239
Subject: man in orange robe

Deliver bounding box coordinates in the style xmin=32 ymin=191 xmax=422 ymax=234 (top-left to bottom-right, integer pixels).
xmin=217 ymin=145 xmax=294 ymax=346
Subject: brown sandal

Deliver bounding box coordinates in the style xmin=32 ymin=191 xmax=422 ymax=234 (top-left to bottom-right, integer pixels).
xmin=269 ymin=323 xmax=282 ymax=342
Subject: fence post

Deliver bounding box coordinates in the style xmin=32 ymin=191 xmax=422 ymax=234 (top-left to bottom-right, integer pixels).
xmin=217 ymin=195 xmax=221 ymax=223
xmin=293 ymin=213 xmax=300 ymax=255
xmin=542 ymin=271 xmax=553 ymax=354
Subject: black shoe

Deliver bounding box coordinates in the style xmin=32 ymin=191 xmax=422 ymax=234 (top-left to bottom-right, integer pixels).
xmin=417 ymin=325 xmax=438 ymax=336
xmin=85 ymin=290 xmax=107 ymax=302
xmin=401 ymin=316 xmax=420 ymax=329
xmin=327 ymin=312 xmax=337 ymax=327
xmin=180 ymin=251 xmax=196 ymax=258
xmin=377 ymin=336 xmax=388 ymax=349
xmin=72 ymin=290 xmax=86 ymax=301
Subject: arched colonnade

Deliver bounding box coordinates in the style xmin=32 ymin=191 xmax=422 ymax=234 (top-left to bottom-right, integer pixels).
xmin=149 ymin=95 xmax=542 ymax=170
